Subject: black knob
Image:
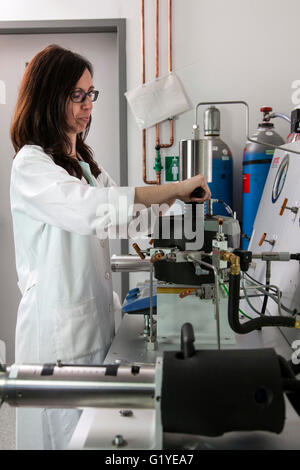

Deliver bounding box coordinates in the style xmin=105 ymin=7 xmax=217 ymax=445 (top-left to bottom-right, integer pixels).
xmin=190 ymin=186 xmax=205 ymax=199
xmin=181 ymin=323 xmax=196 ymax=359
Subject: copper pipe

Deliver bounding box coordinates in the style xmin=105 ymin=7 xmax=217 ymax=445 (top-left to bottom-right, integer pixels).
xmin=168 ymin=0 xmax=172 ymax=72
xmin=159 ymin=119 xmax=174 ymax=148
xmin=141 ymin=0 xmax=145 ymax=84
xmin=155 ymin=0 xmax=160 ymax=147
xmin=155 ymin=0 xmax=159 ymax=79
xmin=142 ymin=0 xmax=156 ymax=185
xmin=142 ymin=129 xmax=156 ymax=185
xmin=141 ymin=0 xmax=174 ymax=186
xmin=155 ymin=0 xmax=174 ymax=149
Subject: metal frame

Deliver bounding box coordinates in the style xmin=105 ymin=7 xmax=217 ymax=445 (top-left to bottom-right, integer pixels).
xmin=0 ymin=19 xmax=129 ymax=298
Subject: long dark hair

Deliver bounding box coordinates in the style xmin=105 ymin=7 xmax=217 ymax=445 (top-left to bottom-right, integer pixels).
xmin=10 ymin=44 xmax=101 ymax=179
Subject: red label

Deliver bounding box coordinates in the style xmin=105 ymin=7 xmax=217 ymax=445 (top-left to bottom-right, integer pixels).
xmin=243 ymin=173 xmax=250 ymax=193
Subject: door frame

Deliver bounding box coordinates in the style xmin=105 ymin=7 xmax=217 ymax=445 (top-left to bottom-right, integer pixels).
xmin=0 ymin=19 xmax=129 ymax=298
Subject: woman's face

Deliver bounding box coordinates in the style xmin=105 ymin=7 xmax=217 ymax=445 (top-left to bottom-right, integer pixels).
xmin=65 ymin=68 xmax=94 ymax=136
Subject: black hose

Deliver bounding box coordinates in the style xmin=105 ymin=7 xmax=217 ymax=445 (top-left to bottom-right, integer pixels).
xmin=261 ymin=279 xmax=269 ymax=316
xmin=261 ymin=261 xmax=271 ymax=316
xmin=228 ymin=273 xmax=296 ymax=334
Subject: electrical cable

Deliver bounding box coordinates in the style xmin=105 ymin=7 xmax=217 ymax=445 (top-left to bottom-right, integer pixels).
xmin=214 ymin=199 xmax=234 ymax=217
xmin=261 ymin=261 xmax=271 ymax=316
xmin=242 ymin=274 xmax=283 ymax=316
xmin=241 ymin=274 xmax=264 ymax=316
xmin=245 ymin=272 xmax=298 ymax=316
xmin=245 ymin=271 xmax=278 ymax=292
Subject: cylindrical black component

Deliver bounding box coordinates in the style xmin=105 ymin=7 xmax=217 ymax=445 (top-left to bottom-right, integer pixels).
xmin=180 ymin=323 xmax=196 ymax=359
xmin=291 ymin=253 xmax=300 ymax=261
xmin=291 ymin=108 xmax=300 ymax=133
xmin=233 ymin=249 xmax=252 ymax=272
xmin=228 ymin=274 xmax=295 ymax=334
xmin=278 ymin=356 xmax=300 ymax=416
xmin=154 ymin=255 xmax=214 ymax=286
xmin=161 ymin=348 xmax=285 ymax=436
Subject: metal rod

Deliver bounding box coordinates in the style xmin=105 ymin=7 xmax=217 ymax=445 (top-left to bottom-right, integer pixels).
xmin=187 ymin=256 xmax=221 ymax=350
xmin=111 ymin=255 xmax=151 ymax=272
xmin=0 ymin=364 xmax=156 ymax=409
xmin=149 ymin=263 xmax=154 ymax=341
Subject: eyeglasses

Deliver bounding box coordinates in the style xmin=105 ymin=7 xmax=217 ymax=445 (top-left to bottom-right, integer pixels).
xmin=70 ymin=89 xmax=99 ymax=103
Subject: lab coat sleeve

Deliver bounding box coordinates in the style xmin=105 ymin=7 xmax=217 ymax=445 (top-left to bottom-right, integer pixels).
xmin=11 ymin=146 xmax=135 ymax=237
xmin=98 ymin=166 xmax=156 ymax=239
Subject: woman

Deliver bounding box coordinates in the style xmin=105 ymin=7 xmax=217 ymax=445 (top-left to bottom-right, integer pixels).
xmin=10 ymin=44 xmax=210 ymax=450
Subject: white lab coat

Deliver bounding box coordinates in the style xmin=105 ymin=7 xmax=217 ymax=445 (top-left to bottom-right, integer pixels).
xmin=10 ymin=144 xmax=135 ymax=449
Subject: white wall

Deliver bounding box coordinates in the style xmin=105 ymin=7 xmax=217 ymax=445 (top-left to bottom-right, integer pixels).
xmin=1 ymin=1 xmax=300 ymax=209
xmin=1 ymin=0 xmax=300 ymax=356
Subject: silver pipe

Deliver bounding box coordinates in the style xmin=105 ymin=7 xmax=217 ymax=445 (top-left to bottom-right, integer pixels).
xmin=194 ymin=101 xmax=300 ymax=156
xmin=251 ymin=252 xmax=291 ymax=261
xmin=269 ymin=112 xmax=291 ymax=123
xmin=111 ymin=255 xmax=151 ymax=272
xmin=243 ymin=275 xmax=283 ymax=316
xmin=0 ymin=364 xmax=156 ymax=409
xmin=187 ymin=256 xmax=221 ymax=350
xmin=149 ymin=263 xmax=155 ymax=343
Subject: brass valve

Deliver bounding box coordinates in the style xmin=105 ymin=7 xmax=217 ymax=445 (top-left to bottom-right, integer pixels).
xmin=132 ymin=242 xmax=146 ymax=260
xmin=179 ymin=288 xmax=194 ymax=299
xmin=221 ymin=251 xmax=240 ymax=275
xmin=279 ymin=198 xmax=298 ymax=216
xmin=150 ymin=252 xmax=164 ymax=263
xmin=258 ymin=233 xmax=275 ymax=247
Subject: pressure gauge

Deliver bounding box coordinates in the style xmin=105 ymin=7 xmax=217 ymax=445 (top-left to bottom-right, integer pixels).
xmin=272 ymin=154 xmax=289 ymax=203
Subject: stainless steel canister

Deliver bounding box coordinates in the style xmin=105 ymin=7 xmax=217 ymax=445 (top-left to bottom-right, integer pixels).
xmin=179 ymin=138 xmax=213 ymax=183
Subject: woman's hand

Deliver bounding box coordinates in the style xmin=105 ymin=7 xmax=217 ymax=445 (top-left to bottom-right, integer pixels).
xmin=134 ymin=173 xmax=211 ymax=207
xmin=176 ymin=174 xmax=211 ymax=203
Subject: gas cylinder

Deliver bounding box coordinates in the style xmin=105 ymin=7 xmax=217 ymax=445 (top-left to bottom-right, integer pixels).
xmin=242 ymin=106 xmax=284 ymax=249
xmin=204 ymin=106 xmax=233 ymax=217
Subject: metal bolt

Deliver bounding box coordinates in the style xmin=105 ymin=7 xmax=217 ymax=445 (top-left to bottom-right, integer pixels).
xmin=112 ymin=434 xmax=127 ymax=447
xmin=119 ymin=410 xmax=133 ymax=417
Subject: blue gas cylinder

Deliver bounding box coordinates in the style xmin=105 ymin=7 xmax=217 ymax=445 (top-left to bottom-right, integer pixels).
xmin=242 ymin=107 xmax=284 ymax=249
xmin=204 ymin=106 xmax=233 ymax=216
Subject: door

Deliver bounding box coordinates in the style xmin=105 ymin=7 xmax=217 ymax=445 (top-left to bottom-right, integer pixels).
xmin=0 ymin=31 xmax=122 ymax=364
